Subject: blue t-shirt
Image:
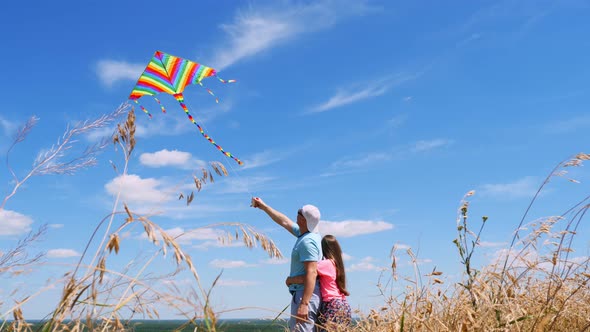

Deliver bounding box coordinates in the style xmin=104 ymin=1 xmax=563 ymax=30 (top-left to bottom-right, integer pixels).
xmin=289 ymin=224 xmax=322 ymax=291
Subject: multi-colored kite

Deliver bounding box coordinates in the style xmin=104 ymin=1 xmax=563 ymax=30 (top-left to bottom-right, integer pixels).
xmin=129 ymin=50 xmax=243 ymax=165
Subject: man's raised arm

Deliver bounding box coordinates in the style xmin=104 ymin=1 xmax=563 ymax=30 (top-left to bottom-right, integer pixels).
xmin=251 ymin=197 xmax=296 ymax=236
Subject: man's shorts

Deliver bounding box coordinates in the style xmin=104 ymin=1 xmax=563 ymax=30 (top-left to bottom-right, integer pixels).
xmin=289 ymin=281 xmax=321 ymax=332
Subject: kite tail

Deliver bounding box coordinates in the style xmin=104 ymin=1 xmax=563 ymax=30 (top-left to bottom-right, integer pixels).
xmin=154 ymin=97 xmax=167 ymax=113
xmin=173 ymin=93 xmax=243 ymax=166
xmin=198 ymin=82 xmax=219 ymax=104
xmin=215 ymin=74 xmax=237 ymax=84
xmin=133 ymin=100 xmax=152 ymax=118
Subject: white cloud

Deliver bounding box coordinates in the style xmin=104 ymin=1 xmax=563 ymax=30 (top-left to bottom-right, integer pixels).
xmin=96 ymin=60 xmax=144 ymax=87
xmin=480 ymin=176 xmax=539 ymax=199
xmin=210 ymin=259 xmax=256 ymax=269
xmin=348 ymin=256 xmax=383 ymax=272
xmin=47 ymin=249 xmax=81 ymax=258
xmin=342 ymin=253 xmax=353 ymax=261
xmin=0 ymin=210 xmax=33 ymax=236
xmin=311 ymin=82 xmax=390 ymax=113
xmin=105 ymin=174 xmax=171 ymax=204
xmin=217 ymin=279 xmax=260 ymax=287
xmin=412 ymin=139 xmax=453 ymax=152
xmin=139 ymin=149 xmax=205 ymax=169
xmin=210 ymin=0 xmax=375 ymax=70
xmin=48 ymin=224 xmax=64 ymax=229
xmin=320 ymin=220 xmax=393 ymax=238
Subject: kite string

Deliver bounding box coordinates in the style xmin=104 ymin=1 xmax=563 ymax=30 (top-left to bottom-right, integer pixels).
xmin=182 ymin=96 xmax=254 ymax=199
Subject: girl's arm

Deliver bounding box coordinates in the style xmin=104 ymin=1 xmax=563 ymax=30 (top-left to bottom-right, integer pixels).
xmin=286 ymin=275 xmax=305 ymax=286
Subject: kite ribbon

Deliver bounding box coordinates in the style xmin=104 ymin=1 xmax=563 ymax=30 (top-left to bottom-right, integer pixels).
xmin=133 ymin=100 xmax=152 ymax=118
xmin=154 ymin=97 xmax=167 ymax=113
xmin=173 ymin=93 xmax=243 ymax=166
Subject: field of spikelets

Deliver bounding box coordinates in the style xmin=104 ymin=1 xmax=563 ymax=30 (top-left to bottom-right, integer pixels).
xmin=1 ymin=107 xmax=589 ymax=331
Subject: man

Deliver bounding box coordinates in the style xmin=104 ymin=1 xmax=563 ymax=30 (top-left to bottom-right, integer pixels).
xmin=251 ymin=197 xmax=322 ymax=332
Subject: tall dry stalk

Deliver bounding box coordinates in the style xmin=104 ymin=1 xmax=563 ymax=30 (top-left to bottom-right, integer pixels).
xmin=453 ymin=190 xmax=488 ymax=308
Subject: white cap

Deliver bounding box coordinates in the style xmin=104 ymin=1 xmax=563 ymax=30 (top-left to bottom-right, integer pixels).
xmin=301 ymin=204 xmax=320 ymax=233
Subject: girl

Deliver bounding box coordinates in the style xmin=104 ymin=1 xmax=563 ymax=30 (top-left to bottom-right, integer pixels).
xmin=287 ymin=235 xmax=352 ymax=331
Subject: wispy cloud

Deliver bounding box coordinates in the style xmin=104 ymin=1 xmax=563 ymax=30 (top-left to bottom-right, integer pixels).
xmin=0 ymin=210 xmax=33 ymax=236
xmin=96 ymin=60 xmax=144 ymax=87
xmin=194 ymin=240 xmax=245 ymax=250
xmin=140 ymin=227 xmax=247 ymax=249
xmin=488 ymin=248 xmax=588 ymax=271
xmin=49 ymin=224 xmax=64 ymax=229
xmin=139 ymin=149 xmax=206 ymax=170
xmin=210 ymin=0 xmax=375 ymax=70
xmin=310 ymin=79 xmax=392 ymax=113
xmin=210 ymin=259 xmax=257 ymax=269
xmin=217 ymin=279 xmax=260 ymax=287
xmin=393 ymin=243 xmax=411 ymax=250
xmin=242 ymin=150 xmax=289 ymax=170
xmin=323 ymin=138 xmax=452 ymax=176
xmin=47 ymin=249 xmax=81 ymax=258
xmin=348 ymin=256 xmax=383 ymax=272
xmin=320 ymin=220 xmax=393 ymax=238
xmin=479 ymin=241 xmax=508 ymax=248
xmin=480 ymin=176 xmax=540 ymax=199
xmin=213 ymin=176 xmax=275 ymax=194
xmin=386 ymin=114 xmax=408 ymax=129
xmin=546 ymin=114 xmax=590 ymax=133
xmin=412 ymin=139 xmax=453 ymax=152
xmin=85 ymin=126 xmax=115 ymax=142
xmin=329 ymin=152 xmax=392 ymax=170
xmin=132 ymin=102 xmax=233 ymax=138
xmin=261 ymin=258 xmax=289 ymax=265
xmin=138 ymin=227 xmax=225 ymax=246
xmin=342 ymin=253 xmax=353 ymax=261
xmin=0 ymin=116 xmax=17 ymax=137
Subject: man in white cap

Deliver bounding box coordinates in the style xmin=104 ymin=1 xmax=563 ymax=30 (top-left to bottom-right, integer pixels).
xmin=251 ymin=197 xmax=322 ymax=332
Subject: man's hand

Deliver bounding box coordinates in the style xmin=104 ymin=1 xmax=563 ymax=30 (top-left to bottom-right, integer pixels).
xmin=251 ymin=197 xmax=267 ymax=209
xmin=296 ymin=303 xmax=309 ymax=323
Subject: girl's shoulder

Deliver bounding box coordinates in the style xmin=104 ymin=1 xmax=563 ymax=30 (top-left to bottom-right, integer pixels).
xmin=318 ymin=259 xmax=336 ymax=272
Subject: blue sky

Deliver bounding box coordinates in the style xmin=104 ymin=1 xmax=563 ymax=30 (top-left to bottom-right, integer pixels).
xmin=1 ymin=0 xmax=590 ymax=320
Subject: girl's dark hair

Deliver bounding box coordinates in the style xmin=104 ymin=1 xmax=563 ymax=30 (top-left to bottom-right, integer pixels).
xmin=322 ymin=235 xmax=350 ymax=296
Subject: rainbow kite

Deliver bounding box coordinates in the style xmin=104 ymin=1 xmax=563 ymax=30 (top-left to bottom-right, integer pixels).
xmin=129 ymin=50 xmax=242 ymax=165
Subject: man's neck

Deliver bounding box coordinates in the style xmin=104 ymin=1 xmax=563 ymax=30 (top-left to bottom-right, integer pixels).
xmin=299 ymin=225 xmax=309 ymax=234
